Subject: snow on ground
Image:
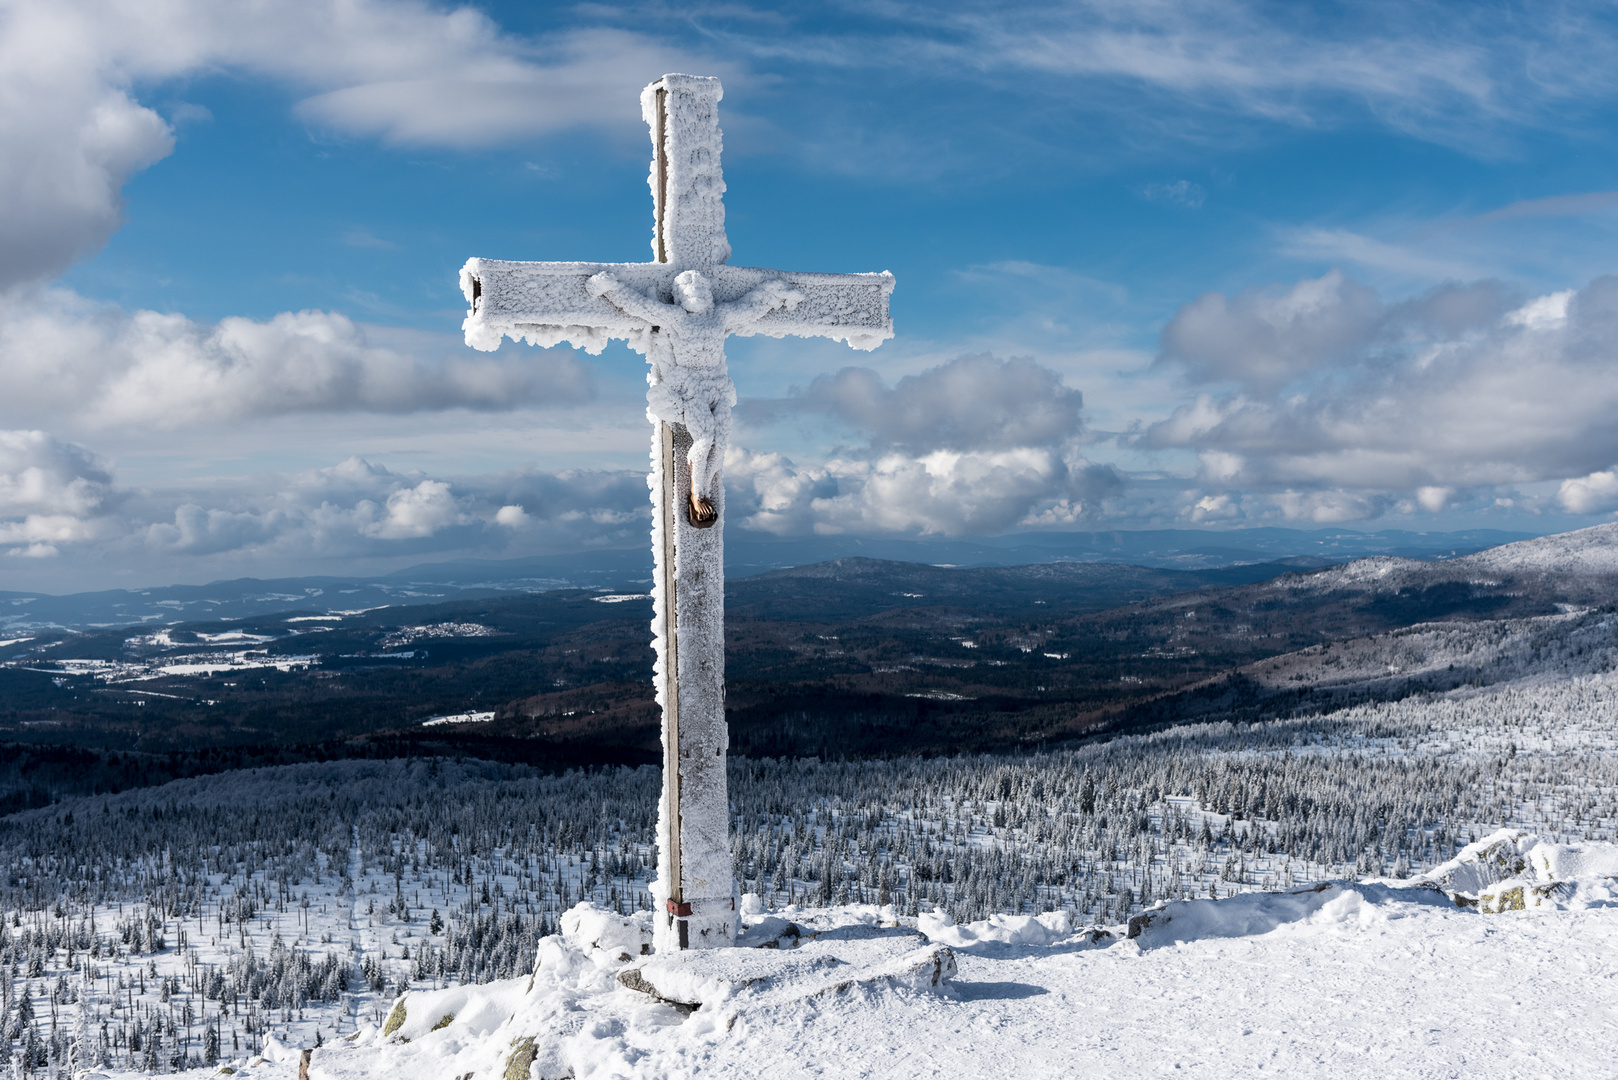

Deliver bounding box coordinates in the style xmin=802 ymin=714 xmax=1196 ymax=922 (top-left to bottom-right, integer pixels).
xmin=39 ymin=648 xmax=322 ymax=683
xmin=5 ymin=667 xmax=1615 ymax=1076
xmin=98 ymin=830 xmax=1617 ymax=1080
xmin=1461 ymin=520 xmax=1618 ymax=574
xmin=1267 ymin=520 xmax=1618 ymax=599
xmin=9 ymin=619 xmax=1617 ymax=1078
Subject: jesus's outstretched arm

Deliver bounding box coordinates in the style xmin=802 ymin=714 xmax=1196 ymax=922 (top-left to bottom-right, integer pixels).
xmin=587 ymin=272 xmax=676 ymax=325
xmin=722 ymin=278 xmax=804 ymax=332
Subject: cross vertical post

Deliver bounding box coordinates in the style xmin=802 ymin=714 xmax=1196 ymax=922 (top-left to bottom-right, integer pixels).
xmin=657 ymin=419 xmax=682 ymax=928
xmin=650 ymin=81 xmax=685 ymax=941
xmin=459 ymin=73 xmax=895 ymax=953
xmin=643 ymin=76 xmax=733 ymax=952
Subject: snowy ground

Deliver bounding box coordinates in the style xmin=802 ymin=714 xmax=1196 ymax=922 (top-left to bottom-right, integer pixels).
xmin=7 ymin=611 xmax=1616 ymax=1078
xmin=46 ymin=829 xmax=1615 ymax=1080
xmin=107 ymin=830 xmax=1618 ymax=1080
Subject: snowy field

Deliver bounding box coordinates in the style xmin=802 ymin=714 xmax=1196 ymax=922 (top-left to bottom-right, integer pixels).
xmin=299 ymin=849 xmax=1618 ymax=1080
xmin=0 ymin=658 xmax=1614 ymax=1077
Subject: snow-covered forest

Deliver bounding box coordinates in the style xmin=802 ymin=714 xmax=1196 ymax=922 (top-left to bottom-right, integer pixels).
xmin=0 ymin=663 xmax=1613 ymax=1075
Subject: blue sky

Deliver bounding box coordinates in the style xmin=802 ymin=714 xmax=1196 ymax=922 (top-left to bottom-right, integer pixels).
xmin=5 ymin=0 xmax=1618 ymax=589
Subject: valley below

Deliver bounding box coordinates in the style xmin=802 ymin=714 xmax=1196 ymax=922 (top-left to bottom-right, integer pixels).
xmin=3 ymin=527 xmax=1611 ymax=787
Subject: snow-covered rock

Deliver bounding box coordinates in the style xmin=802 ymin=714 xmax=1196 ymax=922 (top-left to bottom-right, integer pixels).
xmin=1124 ymin=880 xmax=1454 ymax=945
xmin=559 ymin=902 xmax=654 ymax=966
xmin=917 ymin=908 xmax=1076 ymax=948
xmin=1412 ymin=828 xmax=1618 ymax=912
xmin=621 ymin=922 xmax=954 ymax=1008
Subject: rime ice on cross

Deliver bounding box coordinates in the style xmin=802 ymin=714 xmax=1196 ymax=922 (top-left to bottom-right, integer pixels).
xmin=459 ymin=74 xmax=894 ymax=953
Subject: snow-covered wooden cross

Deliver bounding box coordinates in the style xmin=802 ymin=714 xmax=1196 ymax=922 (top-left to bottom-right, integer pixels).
xmin=460 ymin=74 xmax=894 ymax=953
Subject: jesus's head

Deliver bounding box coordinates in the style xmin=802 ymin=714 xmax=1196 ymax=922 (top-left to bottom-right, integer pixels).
xmin=673 ymin=270 xmax=714 ymax=315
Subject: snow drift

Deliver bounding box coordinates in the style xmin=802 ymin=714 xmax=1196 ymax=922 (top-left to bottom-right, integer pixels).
xmin=277 ymin=830 xmax=1618 ymax=1079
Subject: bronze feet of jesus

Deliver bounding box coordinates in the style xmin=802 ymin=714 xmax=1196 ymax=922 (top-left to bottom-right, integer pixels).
xmin=688 ymin=492 xmax=717 ymax=528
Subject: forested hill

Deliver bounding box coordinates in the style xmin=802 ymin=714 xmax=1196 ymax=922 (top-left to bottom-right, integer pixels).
xmin=722 ymin=556 xmax=1329 ymax=620
xmin=0 ymin=525 xmax=1611 ymax=803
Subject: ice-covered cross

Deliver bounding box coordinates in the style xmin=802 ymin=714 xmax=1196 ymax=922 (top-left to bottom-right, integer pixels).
xmin=460 ymin=74 xmax=894 ymax=953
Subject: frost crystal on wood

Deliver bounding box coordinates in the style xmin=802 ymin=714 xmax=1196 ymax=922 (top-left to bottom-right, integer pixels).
xmin=459 ymin=74 xmax=894 ymax=952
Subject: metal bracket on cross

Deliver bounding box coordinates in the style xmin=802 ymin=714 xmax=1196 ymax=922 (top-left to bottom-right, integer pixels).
xmin=458 ymin=74 xmax=894 ymax=953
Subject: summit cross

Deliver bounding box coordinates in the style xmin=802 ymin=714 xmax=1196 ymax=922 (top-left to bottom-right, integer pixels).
xmin=459 ymin=74 xmax=894 ymax=953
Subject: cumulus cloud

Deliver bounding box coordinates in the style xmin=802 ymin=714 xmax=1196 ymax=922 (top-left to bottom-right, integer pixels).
xmin=0 ymin=83 xmax=172 ymax=292
xmin=0 ymin=430 xmax=116 ymax=556
xmin=728 ymin=354 xmax=1114 ymax=535
xmin=126 ymin=454 xmax=654 ymax=568
xmin=725 ymin=447 xmax=1118 ymax=538
xmin=1158 ymin=270 xmax=1383 ymax=393
xmin=0 ymin=288 xmax=594 ymax=428
xmin=0 ymin=0 xmax=719 ymax=289
xmin=1147 ymin=271 xmax=1618 ymax=521
xmin=748 ymin=354 xmax=1085 ymax=453
xmin=149 ymin=505 xmax=288 ymax=558
xmin=1558 ymin=470 xmax=1618 ymax=515
xmin=361 ymin=480 xmax=466 ymax=540
xmin=0 ymin=425 xmax=667 ymax=581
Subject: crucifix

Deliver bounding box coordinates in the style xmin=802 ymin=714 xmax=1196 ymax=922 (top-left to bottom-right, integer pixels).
xmin=460 ymin=74 xmax=894 ymax=952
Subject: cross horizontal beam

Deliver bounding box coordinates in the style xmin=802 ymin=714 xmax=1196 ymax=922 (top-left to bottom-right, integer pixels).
xmin=461 ymin=258 xmax=894 ymax=355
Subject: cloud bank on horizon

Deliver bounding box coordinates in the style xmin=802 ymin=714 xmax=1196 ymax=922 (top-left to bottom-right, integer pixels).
xmin=3 ymin=0 xmax=1618 ymax=588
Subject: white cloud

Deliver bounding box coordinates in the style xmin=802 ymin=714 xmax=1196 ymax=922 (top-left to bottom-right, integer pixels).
xmin=148 ymin=504 xmax=287 ymax=557
xmin=747 ymin=353 xmax=1085 ymax=453
xmin=725 ymin=446 xmax=1118 ymax=538
xmin=0 ymin=430 xmax=116 ymax=556
xmin=1471 ymin=190 xmax=1618 ymax=223
xmin=341 ymin=228 xmax=399 ymax=251
xmin=1159 ymin=270 xmax=1382 ymax=393
xmin=108 ymin=454 xmax=652 ymax=577
xmin=1020 ymin=499 xmax=1085 ymax=526
xmin=362 ymin=480 xmax=465 ymax=540
xmin=727 ymin=352 xmax=1120 ymax=536
xmin=0 ymin=0 xmax=720 ymax=289
xmin=1198 ymin=451 xmax=1245 ymax=484
xmin=1190 ymin=493 xmax=1237 ymax=522
xmin=1147 ymin=272 xmax=1618 ymax=520
xmin=0 ymin=432 xmax=671 ymax=587
xmin=1415 ymin=486 xmax=1455 ymax=513
xmin=1558 ymin=470 xmax=1618 ymax=514
xmin=0 ymin=418 xmax=1107 ymax=581
xmin=1504 ymin=290 xmax=1574 ymax=329
xmin=293 ymin=27 xmax=715 ymax=149
xmin=9 ymin=0 xmax=1618 ymax=295
xmin=0 ymin=67 xmax=173 ymax=289
xmin=0 ymin=288 xmax=594 ymax=430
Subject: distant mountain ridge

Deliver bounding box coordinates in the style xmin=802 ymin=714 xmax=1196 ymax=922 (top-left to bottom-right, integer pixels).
xmin=1274 ymin=521 xmax=1618 ymax=603
xmin=1455 ymin=520 xmax=1618 ymax=574
xmin=1080 ymin=523 xmax=1618 ymax=735
xmin=0 ymin=526 xmax=1541 ymax=631
xmin=725 ymin=556 xmax=1334 ymax=621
